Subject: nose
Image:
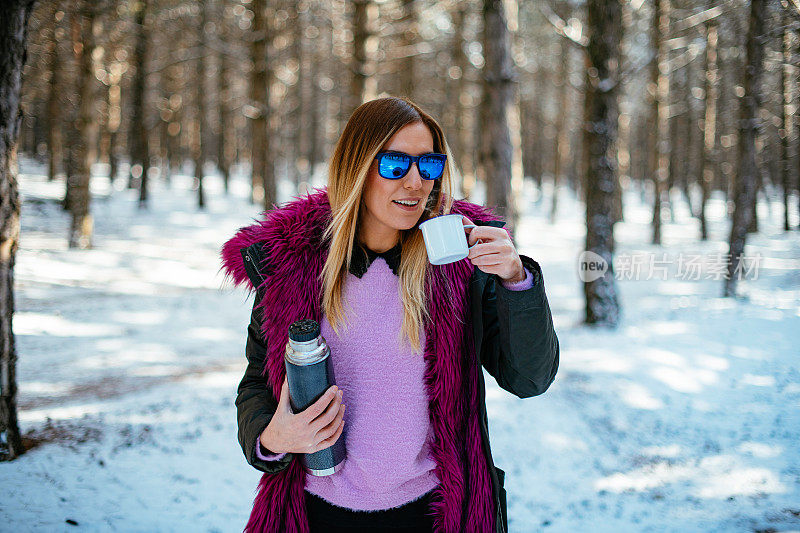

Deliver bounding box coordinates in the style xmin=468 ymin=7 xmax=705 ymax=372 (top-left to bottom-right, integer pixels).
xmin=403 ymin=164 xmax=423 ymax=190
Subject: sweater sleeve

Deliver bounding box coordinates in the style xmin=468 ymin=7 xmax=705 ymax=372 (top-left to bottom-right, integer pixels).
xmin=255 ymin=437 xmax=288 ymax=461
xmin=500 ymin=266 xmax=535 ymax=291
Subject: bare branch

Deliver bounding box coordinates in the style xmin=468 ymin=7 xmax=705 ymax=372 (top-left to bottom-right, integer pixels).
xmin=671 ymin=4 xmax=726 ymax=33
xmin=539 ymin=1 xmax=588 ymax=48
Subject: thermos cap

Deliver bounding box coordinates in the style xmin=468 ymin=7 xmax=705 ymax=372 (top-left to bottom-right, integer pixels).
xmin=288 ymin=319 xmax=321 ymax=342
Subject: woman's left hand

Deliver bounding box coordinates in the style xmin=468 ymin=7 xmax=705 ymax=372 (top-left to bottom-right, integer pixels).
xmin=462 ymin=216 xmax=526 ymax=283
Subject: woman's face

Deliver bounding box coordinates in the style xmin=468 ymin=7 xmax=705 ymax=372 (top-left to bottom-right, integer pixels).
xmin=358 ymin=121 xmax=437 ymax=251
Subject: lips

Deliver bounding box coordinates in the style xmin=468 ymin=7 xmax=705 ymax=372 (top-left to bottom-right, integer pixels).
xmin=392 ymin=199 xmax=421 ymax=210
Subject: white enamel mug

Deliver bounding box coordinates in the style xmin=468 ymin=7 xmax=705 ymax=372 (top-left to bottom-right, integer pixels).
xmin=419 ymin=214 xmax=477 ymax=265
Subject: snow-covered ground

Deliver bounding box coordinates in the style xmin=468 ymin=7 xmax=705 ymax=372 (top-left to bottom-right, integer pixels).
xmin=2 ymin=158 xmax=799 ymax=532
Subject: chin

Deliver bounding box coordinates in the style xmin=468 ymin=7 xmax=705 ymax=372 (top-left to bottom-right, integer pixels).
xmin=400 ymin=214 xmax=427 ymax=231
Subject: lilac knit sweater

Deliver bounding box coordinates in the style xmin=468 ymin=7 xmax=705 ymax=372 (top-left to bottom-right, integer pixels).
xmin=255 ymin=258 xmax=533 ymax=511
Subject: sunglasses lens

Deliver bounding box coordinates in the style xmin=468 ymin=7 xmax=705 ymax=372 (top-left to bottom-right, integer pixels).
xmin=418 ymin=155 xmax=445 ymax=180
xmin=378 ymin=153 xmax=411 ymax=179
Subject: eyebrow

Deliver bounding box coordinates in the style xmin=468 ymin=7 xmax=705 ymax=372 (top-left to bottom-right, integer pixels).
xmin=384 ymin=149 xmax=435 ymax=155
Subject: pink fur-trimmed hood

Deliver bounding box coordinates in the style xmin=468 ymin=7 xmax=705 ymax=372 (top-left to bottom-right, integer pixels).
xmin=220 ymin=187 xmax=505 ymax=532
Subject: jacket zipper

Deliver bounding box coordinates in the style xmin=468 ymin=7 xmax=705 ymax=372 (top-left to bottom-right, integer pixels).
xmin=243 ymin=248 xmax=266 ymax=287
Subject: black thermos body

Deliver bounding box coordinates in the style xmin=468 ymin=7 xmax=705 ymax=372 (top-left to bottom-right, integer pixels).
xmin=284 ymin=319 xmax=347 ymax=476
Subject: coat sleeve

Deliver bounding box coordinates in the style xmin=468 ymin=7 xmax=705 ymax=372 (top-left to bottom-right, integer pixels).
xmin=235 ymin=246 xmax=294 ymax=474
xmin=479 ymin=254 xmax=559 ymax=398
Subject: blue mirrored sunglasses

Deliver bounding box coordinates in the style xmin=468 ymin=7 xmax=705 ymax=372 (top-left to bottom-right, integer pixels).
xmin=374 ymin=151 xmax=447 ymax=180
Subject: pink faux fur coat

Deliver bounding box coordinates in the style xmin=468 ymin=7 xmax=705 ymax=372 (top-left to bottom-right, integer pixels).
xmin=220 ymin=188 xmax=508 ymax=532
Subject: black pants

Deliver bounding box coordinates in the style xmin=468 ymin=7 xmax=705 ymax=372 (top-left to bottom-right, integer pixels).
xmin=304 ymin=489 xmax=435 ymax=532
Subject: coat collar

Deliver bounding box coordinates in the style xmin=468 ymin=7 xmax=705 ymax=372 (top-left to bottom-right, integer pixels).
xmin=350 ymin=240 xmax=402 ymax=278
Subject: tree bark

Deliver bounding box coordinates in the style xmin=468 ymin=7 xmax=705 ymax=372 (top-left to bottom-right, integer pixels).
xmin=552 ymin=36 xmax=571 ymax=224
xmin=217 ymin=0 xmax=231 ymax=194
xmin=0 ymin=0 xmax=34 ymax=462
xmin=68 ymin=1 xmax=98 ymax=249
xmin=583 ymin=0 xmax=622 ymax=327
xmin=699 ymin=22 xmax=718 ymax=241
xmin=249 ymin=0 xmax=275 ymax=208
xmin=44 ymin=1 xmax=63 ymax=182
xmin=102 ymin=39 xmax=123 ymax=185
xmin=480 ymin=0 xmax=516 ymax=234
xmin=290 ymin=0 xmax=308 ymax=189
xmin=448 ymin=4 xmax=472 ymax=198
xmin=780 ymin=9 xmax=792 ymax=232
xmin=399 ymin=0 xmax=417 ymax=101
xmin=307 ymin=2 xmax=328 ymax=181
xmin=194 ymin=0 xmax=209 ymax=210
xmin=129 ymin=0 xmax=150 ymax=198
xmin=669 ymin=59 xmax=687 ymax=223
xmin=724 ymin=0 xmax=765 ymax=297
xmin=62 ymin=10 xmax=80 ymax=213
xmin=649 ymin=0 xmax=670 ymax=245
xmin=350 ymin=0 xmax=370 ymax=114
xmin=528 ymin=67 xmax=546 ymax=190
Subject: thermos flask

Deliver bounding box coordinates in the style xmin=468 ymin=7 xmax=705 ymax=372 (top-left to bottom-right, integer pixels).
xmin=284 ymin=318 xmax=347 ymax=476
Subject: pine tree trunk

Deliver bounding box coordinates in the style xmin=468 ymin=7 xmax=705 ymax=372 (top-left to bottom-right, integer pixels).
xmin=287 ymin=1 xmax=300 ymax=188
xmin=129 ymin=0 xmax=149 ymax=196
xmin=250 ymin=0 xmax=266 ymax=205
xmin=668 ymin=60 xmax=687 ymax=223
xmin=724 ymin=0 xmax=765 ymax=297
xmin=449 ymin=5 xmax=472 ymax=198
xmin=780 ymin=11 xmax=791 ymax=232
xmin=107 ymin=50 xmax=122 ymax=185
xmin=685 ymin=53 xmax=700 ymax=220
xmin=307 ymin=8 xmax=324 ymax=181
xmin=551 ymin=37 xmax=571 ymax=224
xmin=400 ymin=0 xmax=417 ymax=101
xmin=350 ymin=0 xmax=369 ymax=114
xmin=699 ymin=22 xmax=718 ymax=241
xmin=0 ymin=0 xmax=34 ymax=462
xmin=45 ymin=1 xmax=64 ymax=182
xmin=583 ymin=0 xmax=622 ymax=327
xmin=529 ymin=67 xmax=545 ymax=189
xmin=748 ymin=160 xmax=760 ymax=234
xmin=649 ymin=0 xmax=670 ymax=245
xmin=68 ymin=1 xmax=97 ymax=249
xmin=480 ymin=0 xmax=516 ymax=234
xmin=62 ymin=10 xmax=80 ymax=213
xmin=217 ymin=0 xmax=231 ymax=195
xmin=194 ymin=1 xmax=210 ymax=210
xmin=250 ymin=0 xmax=275 ymax=208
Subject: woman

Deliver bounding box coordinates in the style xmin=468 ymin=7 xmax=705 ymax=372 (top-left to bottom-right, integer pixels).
xmin=220 ymin=96 xmax=559 ymax=533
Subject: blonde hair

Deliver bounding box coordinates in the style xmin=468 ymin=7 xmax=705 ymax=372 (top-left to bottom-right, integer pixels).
xmin=320 ymin=96 xmax=457 ymax=353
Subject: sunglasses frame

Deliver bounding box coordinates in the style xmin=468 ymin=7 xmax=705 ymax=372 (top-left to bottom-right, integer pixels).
xmin=373 ymin=151 xmax=447 ymax=180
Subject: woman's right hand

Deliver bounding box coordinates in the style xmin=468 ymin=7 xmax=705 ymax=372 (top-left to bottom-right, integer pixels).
xmin=259 ymin=376 xmax=346 ymax=455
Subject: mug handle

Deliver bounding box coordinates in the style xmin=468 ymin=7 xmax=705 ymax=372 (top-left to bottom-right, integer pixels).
xmin=463 ymin=224 xmax=481 ymax=249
